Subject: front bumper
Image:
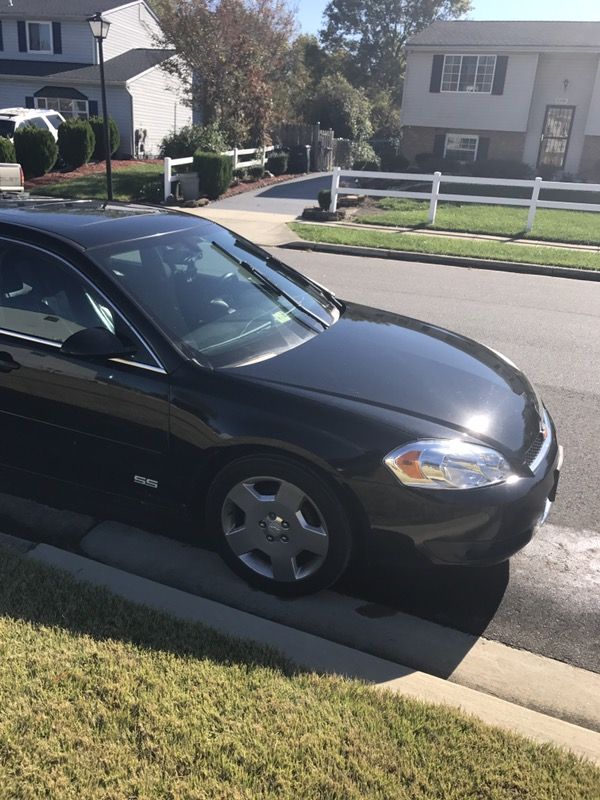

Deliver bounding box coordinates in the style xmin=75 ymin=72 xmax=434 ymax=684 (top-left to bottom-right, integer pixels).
xmin=352 ymin=436 xmax=563 ymax=568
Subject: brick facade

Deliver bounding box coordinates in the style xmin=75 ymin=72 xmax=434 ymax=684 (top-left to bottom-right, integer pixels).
xmin=401 ymin=126 xmax=527 ymax=165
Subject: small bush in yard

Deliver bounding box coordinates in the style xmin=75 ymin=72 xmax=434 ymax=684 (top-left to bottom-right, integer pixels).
xmin=0 ymin=136 xmax=16 ymax=162
xmin=351 ymin=140 xmax=380 ymax=171
xmin=88 ymin=117 xmax=120 ymax=160
xmin=415 ymin=152 xmax=472 ymax=175
xmin=160 ymin=123 xmax=228 ymax=159
xmin=58 ymin=118 xmax=95 ymax=168
xmin=193 ymin=150 xmax=233 ymax=199
xmin=471 ymin=158 xmax=533 ymax=179
xmin=266 ymin=151 xmax=288 ymax=176
xmin=247 ymin=165 xmax=264 ymax=180
xmin=14 ymin=125 xmax=57 ymax=178
xmin=318 ymin=189 xmax=331 ymax=210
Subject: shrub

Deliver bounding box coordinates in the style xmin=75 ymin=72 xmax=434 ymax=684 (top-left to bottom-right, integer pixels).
xmin=376 ymin=140 xmax=409 ymax=173
xmin=136 ymin=176 xmax=163 ymax=204
xmin=233 ymin=167 xmax=248 ymax=181
xmin=470 ymin=158 xmax=533 ymax=180
xmin=88 ymin=117 xmax=120 ymax=161
xmin=247 ymin=165 xmax=265 ymax=180
xmin=414 ymin=153 xmax=472 ymax=175
xmin=318 ymin=189 xmax=331 ymax=210
xmin=160 ymin=123 xmax=228 ymax=159
xmin=266 ymin=151 xmax=288 ymax=176
xmin=193 ymin=150 xmax=233 ymax=199
xmin=14 ymin=125 xmax=58 ymax=178
xmin=58 ymin=118 xmax=94 ymax=168
xmin=0 ymin=136 xmax=16 ymax=163
xmin=351 ymin=141 xmax=380 ymax=171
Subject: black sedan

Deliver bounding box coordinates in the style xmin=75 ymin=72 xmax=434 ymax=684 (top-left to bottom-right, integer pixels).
xmin=0 ymin=201 xmax=562 ymax=595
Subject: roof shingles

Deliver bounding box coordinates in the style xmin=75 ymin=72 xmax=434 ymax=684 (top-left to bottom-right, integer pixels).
xmin=0 ymin=49 xmax=175 ymax=84
xmin=409 ymin=20 xmax=600 ymax=49
xmin=0 ymin=1 xmax=129 ymax=19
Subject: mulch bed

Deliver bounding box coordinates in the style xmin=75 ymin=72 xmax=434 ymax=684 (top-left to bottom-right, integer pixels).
xmin=25 ymin=159 xmax=162 ymax=189
xmin=26 ymin=161 xmax=306 ymax=199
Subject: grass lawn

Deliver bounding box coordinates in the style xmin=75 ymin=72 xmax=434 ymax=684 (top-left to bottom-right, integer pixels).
xmin=1 ymin=550 xmax=598 ymax=798
xmin=31 ymin=164 xmax=163 ymax=203
xmin=355 ymin=198 xmax=600 ymax=246
xmin=290 ymin=223 xmax=600 ymax=271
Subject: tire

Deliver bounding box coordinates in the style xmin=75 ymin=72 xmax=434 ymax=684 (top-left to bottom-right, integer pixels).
xmin=206 ymin=455 xmax=353 ymax=597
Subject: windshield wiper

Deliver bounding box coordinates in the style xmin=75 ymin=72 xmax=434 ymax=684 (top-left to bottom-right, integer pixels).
xmin=233 ymin=237 xmax=343 ymax=312
xmin=210 ymin=241 xmax=330 ymax=330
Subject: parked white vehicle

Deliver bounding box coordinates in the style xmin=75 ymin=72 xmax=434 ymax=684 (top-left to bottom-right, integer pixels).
xmin=0 ymin=108 xmax=65 ymax=142
xmin=0 ymin=162 xmax=24 ymax=193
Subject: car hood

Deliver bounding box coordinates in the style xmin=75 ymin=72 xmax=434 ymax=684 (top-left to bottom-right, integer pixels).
xmin=233 ymin=302 xmax=543 ymax=457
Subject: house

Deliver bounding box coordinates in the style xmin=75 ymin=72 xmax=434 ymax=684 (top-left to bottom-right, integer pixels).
xmin=0 ymin=0 xmax=192 ymax=157
xmin=401 ymin=21 xmax=600 ymax=179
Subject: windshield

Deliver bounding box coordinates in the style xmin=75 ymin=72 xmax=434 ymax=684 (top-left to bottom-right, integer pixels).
xmin=0 ymin=120 xmax=15 ymax=138
xmin=45 ymin=113 xmax=63 ymax=130
xmin=91 ymin=224 xmax=340 ymax=368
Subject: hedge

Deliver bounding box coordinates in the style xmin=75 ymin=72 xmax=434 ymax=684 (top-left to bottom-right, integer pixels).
xmin=266 ymin=151 xmax=288 ymax=176
xmin=88 ymin=117 xmax=120 ymax=161
xmin=0 ymin=136 xmax=16 ymax=163
xmin=14 ymin=126 xmax=58 ymax=178
xmin=58 ymin=118 xmax=95 ymax=168
xmin=193 ymin=150 xmax=233 ymax=199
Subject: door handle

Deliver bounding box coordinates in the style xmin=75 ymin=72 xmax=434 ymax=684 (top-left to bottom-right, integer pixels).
xmin=0 ymin=352 xmax=20 ymax=373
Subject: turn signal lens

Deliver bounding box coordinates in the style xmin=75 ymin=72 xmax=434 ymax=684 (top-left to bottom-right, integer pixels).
xmin=384 ymin=440 xmax=516 ymax=490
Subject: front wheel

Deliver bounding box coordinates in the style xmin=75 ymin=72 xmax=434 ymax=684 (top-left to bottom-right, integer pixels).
xmin=206 ymin=456 xmax=353 ymax=596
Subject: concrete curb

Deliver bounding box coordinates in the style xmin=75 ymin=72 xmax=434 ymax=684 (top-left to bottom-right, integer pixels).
xmin=14 ymin=540 xmax=600 ymax=765
xmin=282 ymin=239 xmax=600 ymax=282
xmin=79 ymin=523 xmax=600 ymax=733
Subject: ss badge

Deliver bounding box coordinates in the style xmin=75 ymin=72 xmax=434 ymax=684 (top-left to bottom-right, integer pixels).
xmin=134 ymin=475 xmax=159 ymax=489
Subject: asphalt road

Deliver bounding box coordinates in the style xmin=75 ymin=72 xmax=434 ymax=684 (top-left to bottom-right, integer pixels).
xmin=274 ymin=248 xmax=600 ymax=673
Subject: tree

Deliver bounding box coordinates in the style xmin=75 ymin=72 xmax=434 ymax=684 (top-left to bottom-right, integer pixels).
xmin=155 ymin=0 xmax=296 ymax=145
xmin=320 ymin=0 xmax=471 ymax=100
xmin=306 ymin=74 xmax=373 ymax=140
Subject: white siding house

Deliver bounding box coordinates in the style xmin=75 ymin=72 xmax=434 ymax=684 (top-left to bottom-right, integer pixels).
xmin=0 ymin=0 xmax=191 ymax=157
xmin=402 ymin=21 xmax=600 ymax=179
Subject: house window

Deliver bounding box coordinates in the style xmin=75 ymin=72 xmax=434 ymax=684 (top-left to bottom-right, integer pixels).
xmin=35 ymin=97 xmax=89 ymax=119
xmin=26 ymin=21 xmax=53 ymax=53
xmin=441 ymin=55 xmax=497 ymax=93
xmin=444 ymin=134 xmax=479 ymax=162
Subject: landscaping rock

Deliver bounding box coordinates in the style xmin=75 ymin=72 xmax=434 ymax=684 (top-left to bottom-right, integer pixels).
xmin=182 ymin=198 xmax=209 ymax=208
xmin=301 ymin=207 xmax=346 ymax=222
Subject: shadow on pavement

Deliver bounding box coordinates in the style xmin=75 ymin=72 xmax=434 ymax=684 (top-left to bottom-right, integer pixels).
xmin=339 ymin=558 xmax=510 ymax=641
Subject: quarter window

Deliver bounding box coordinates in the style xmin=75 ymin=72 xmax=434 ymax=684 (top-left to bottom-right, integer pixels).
xmin=35 ymin=97 xmax=88 ymax=119
xmin=444 ymin=134 xmax=479 ymax=162
xmin=441 ymin=55 xmax=496 ymax=93
xmin=26 ymin=21 xmax=52 ymax=53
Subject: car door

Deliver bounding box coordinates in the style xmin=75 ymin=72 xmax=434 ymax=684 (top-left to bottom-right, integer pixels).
xmin=0 ymin=238 xmax=171 ymax=503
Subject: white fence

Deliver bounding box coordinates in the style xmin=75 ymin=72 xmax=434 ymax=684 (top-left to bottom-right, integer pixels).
xmin=329 ymin=167 xmax=600 ymax=232
xmin=163 ymin=145 xmax=275 ymax=201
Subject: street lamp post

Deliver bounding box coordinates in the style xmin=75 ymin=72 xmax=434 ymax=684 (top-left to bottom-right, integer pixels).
xmin=87 ymin=12 xmax=113 ymax=201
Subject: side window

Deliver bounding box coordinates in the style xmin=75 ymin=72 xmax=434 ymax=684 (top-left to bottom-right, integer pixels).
xmin=0 ymin=243 xmax=158 ymax=367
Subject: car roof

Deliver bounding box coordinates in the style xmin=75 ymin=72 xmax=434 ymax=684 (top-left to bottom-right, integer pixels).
xmin=0 ymin=199 xmax=210 ymax=250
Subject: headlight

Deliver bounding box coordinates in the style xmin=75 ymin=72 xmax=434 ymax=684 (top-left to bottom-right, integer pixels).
xmin=384 ymin=440 xmax=516 ymax=490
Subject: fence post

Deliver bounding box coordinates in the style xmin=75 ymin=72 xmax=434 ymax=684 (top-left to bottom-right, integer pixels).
xmin=261 ymin=146 xmax=267 ymax=168
xmin=428 ymin=171 xmax=442 ymax=224
xmin=329 ymin=166 xmax=341 ymax=212
xmin=527 ymin=176 xmax=542 ymax=233
xmin=163 ymin=157 xmax=172 ymax=202
xmin=232 ymin=147 xmax=238 ymax=170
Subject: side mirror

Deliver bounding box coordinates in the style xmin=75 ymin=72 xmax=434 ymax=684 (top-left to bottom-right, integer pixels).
xmin=61 ymin=327 xmax=137 ymax=359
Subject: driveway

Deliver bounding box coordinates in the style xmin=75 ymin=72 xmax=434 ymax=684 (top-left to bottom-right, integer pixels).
xmin=212 ymin=173 xmax=332 ymax=216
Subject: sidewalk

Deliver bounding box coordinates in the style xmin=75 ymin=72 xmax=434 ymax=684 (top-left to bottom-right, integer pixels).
xmin=182 ymin=206 xmax=298 ymax=247
xmin=2 ymin=531 xmax=598 ymax=765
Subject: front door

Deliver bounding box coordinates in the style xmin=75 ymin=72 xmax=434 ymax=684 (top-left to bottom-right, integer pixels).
xmin=0 ymin=239 xmax=171 ymax=503
xmin=538 ymin=105 xmax=575 ymax=170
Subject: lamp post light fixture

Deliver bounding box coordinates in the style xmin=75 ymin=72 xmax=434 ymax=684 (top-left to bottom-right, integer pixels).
xmin=87 ymin=12 xmax=113 ymax=201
